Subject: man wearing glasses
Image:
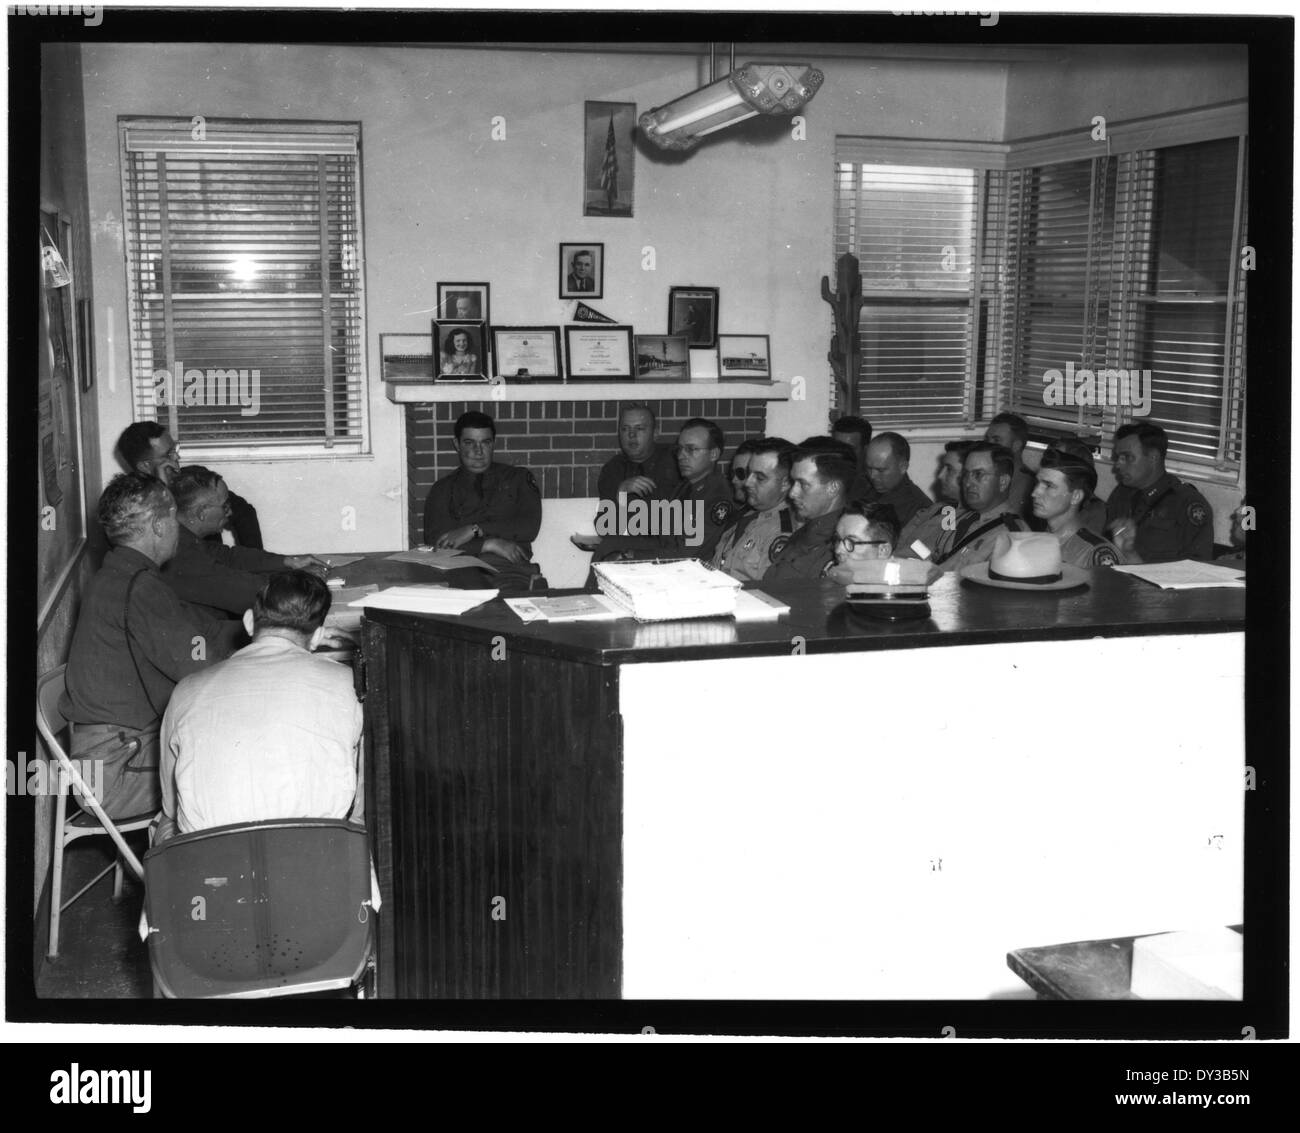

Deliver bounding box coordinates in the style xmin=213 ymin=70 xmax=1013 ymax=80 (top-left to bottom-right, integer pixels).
xmin=929 ymin=442 xmax=1029 ymax=572
xmin=161 ymin=466 xmax=327 ymax=617
xmin=584 ymin=418 xmax=736 ymax=564
xmin=425 ymin=410 xmax=544 ymax=589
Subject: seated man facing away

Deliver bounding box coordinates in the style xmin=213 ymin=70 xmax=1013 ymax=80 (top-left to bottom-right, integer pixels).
xmin=162 ymin=466 xmax=327 ymax=618
xmin=897 ymin=440 xmax=970 ymax=560
xmin=1105 ymin=422 xmax=1214 ymax=563
xmin=860 ymin=431 xmax=932 ymax=529
xmin=1031 ymin=448 xmax=1122 ymax=568
xmin=711 ymin=437 xmax=797 ymax=582
xmin=766 ymin=442 xmax=855 ymax=580
xmin=157 ymin=571 xmax=363 ymax=843
xmin=929 ymin=442 xmax=1030 ymax=573
xmin=62 ymin=474 xmax=243 ymax=819
xmin=423 ymin=410 xmax=544 ymax=590
xmin=586 ymin=417 xmax=737 ymax=564
xmin=117 ymin=421 xmax=263 ymax=549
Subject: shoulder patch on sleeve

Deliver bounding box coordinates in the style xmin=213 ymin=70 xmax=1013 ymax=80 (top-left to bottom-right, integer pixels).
xmin=1092 ymin=545 xmax=1120 ymax=567
xmin=710 ymin=500 xmax=732 ymax=527
xmin=1187 ymin=499 xmax=1209 ymax=526
xmin=523 ymin=469 xmax=540 ymax=494
xmin=769 ymin=534 xmax=791 ymax=561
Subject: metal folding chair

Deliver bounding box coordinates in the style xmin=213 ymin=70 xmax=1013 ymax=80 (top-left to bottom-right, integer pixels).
xmin=36 ymin=665 xmax=156 ymax=959
xmin=143 ymin=818 xmax=376 ymax=998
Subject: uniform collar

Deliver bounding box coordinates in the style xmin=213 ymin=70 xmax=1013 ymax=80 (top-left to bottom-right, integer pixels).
xmin=1140 ymin=472 xmax=1179 ymax=500
xmin=239 ymin=634 xmax=312 ymax=658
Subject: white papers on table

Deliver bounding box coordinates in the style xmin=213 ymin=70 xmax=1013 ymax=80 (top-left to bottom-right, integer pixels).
xmin=386 ymin=548 xmax=499 ymax=572
xmin=351 ymin=586 xmax=498 ymax=616
xmin=593 ymin=559 xmax=742 ymax=621
xmin=504 ymin=593 xmax=626 ymax=623
xmin=1110 ymin=560 xmax=1246 ymax=590
xmin=732 ymin=589 xmax=790 ymax=621
xmin=325 ymin=584 xmax=378 ymax=630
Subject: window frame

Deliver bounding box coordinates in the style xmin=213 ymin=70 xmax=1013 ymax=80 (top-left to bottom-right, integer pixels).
xmin=118 ymin=116 xmax=370 ymax=461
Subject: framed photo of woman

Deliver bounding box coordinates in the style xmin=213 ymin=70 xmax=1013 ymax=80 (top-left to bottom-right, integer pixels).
xmin=432 ymin=320 xmax=488 ymax=382
xmin=667 ymin=286 xmax=719 ymax=348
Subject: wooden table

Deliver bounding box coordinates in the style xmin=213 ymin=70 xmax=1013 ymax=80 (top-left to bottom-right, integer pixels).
xmin=353 ymin=565 xmax=1245 ymax=999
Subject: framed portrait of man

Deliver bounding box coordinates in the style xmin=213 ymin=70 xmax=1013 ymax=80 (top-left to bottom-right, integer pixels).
xmin=559 ymin=243 xmax=604 ymax=300
xmin=437 ymin=282 xmax=490 ymax=324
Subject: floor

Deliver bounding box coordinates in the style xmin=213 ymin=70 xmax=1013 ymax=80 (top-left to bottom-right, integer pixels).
xmin=36 ymin=836 xmax=154 ymax=999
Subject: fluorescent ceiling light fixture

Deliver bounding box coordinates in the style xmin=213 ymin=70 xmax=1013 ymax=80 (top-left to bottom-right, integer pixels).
xmin=640 ymin=62 xmax=824 ymax=152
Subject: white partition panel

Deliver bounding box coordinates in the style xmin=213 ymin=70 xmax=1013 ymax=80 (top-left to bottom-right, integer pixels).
xmin=620 ymin=633 xmax=1244 ymax=999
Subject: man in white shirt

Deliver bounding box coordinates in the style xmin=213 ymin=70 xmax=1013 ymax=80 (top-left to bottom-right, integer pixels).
xmin=157 ymin=570 xmax=363 ymax=841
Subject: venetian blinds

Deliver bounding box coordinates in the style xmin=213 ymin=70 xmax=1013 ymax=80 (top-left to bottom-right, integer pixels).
xmin=120 ymin=120 xmax=366 ymax=451
xmin=833 ymin=151 xmax=1004 ymax=428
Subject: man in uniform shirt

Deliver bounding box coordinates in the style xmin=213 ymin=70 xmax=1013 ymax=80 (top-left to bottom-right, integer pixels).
xmin=929 ymin=442 xmax=1029 ymax=573
xmin=1105 ymin=422 xmax=1214 ymax=563
xmin=1032 ymin=437 xmax=1108 ymax=535
xmin=424 ymin=410 xmax=544 ymax=589
xmin=710 ymin=437 xmax=796 ymax=582
xmin=985 ymin=411 xmax=1037 ymax=519
xmin=157 ymin=570 xmax=363 ymax=843
xmin=162 ymin=466 xmax=327 ymax=617
xmin=117 ymin=421 xmax=263 ymax=548
xmin=766 ymin=445 xmax=854 ymax=580
xmin=62 ymin=474 xmax=243 ymax=818
xmin=586 ymin=418 xmax=736 ymax=563
xmin=859 ymin=432 xmax=932 ymax=530
xmin=897 ymin=441 xmax=970 ymax=559
xmin=596 ymin=403 xmax=681 ymax=505
xmin=728 ymin=437 xmax=760 ymax=508
xmin=831 ymin=415 xmax=872 ymax=501
xmin=1031 ymin=448 xmax=1122 ymax=568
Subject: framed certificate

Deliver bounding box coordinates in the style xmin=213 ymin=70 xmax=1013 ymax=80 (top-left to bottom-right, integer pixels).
xmin=492 ymin=326 xmax=561 ymax=381
xmin=564 ymin=325 xmax=634 ymax=381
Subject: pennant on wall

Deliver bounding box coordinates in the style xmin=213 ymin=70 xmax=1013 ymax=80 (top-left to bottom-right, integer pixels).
xmin=573 ymin=302 xmax=617 ymax=324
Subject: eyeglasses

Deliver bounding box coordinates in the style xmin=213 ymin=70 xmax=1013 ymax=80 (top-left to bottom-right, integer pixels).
xmin=730 ymin=466 xmax=750 ymax=479
xmin=962 ymin=469 xmax=995 ymax=482
xmin=675 ymin=445 xmax=710 ymax=457
xmin=836 ymin=536 xmax=890 ymax=551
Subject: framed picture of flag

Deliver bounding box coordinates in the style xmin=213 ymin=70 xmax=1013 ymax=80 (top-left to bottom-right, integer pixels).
xmin=584 ymin=101 xmax=635 ymax=218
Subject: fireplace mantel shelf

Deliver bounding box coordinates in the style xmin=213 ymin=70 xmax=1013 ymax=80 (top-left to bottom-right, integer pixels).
xmin=386 ymin=380 xmax=791 ymax=403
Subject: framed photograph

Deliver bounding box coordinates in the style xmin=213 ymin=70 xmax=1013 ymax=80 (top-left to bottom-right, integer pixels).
xmin=634 ymin=334 xmax=689 ymax=381
xmin=432 ymin=320 xmax=488 ymax=382
xmin=437 ymin=282 xmax=490 ymax=324
xmin=668 ymin=286 xmax=719 ymax=348
xmin=380 ymin=332 xmax=435 ymax=382
xmin=584 ymin=101 xmax=635 ymax=218
xmin=689 ymin=347 xmax=720 ymax=381
xmin=717 ymin=334 xmax=772 ymax=380
xmin=76 ymin=296 xmax=94 ymax=392
xmin=492 ymin=326 xmax=562 ymax=381
xmin=564 ymin=324 xmax=634 ymax=381
xmin=559 ymin=242 xmax=603 ymax=300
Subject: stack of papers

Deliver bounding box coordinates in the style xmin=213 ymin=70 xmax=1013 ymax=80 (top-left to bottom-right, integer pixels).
xmin=325 ymin=584 xmax=378 ymax=631
xmin=350 ymin=586 xmax=498 ymax=616
xmin=593 ymin=559 xmax=742 ymax=622
xmin=1111 ymin=561 xmax=1246 ymax=590
xmin=504 ymin=594 xmax=626 ymax=623
xmin=386 ymin=548 xmax=498 ymax=572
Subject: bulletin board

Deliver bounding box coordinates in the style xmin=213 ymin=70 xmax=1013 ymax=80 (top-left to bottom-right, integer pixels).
xmin=37 ymin=210 xmax=87 ymax=626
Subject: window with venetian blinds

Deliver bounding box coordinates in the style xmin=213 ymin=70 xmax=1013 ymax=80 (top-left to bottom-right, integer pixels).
xmin=119 ymin=120 xmax=367 ymax=452
xmin=835 ymin=117 xmax=1246 ymax=475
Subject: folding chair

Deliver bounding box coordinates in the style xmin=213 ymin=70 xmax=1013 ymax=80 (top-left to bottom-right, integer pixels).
xmin=143 ymin=818 xmax=376 ymax=998
xmin=36 ymin=665 xmax=156 ymax=959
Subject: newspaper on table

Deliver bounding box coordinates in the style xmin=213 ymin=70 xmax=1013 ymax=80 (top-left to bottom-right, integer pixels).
xmin=592 ymin=559 xmax=742 ymax=622
xmin=1110 ymin=560 xmax=1245 ymax=590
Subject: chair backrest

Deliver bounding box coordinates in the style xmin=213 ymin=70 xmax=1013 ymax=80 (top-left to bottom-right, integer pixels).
xmin=144 ymin=818 xmax=374 ymax=998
